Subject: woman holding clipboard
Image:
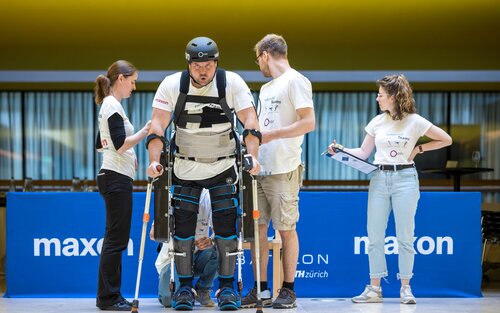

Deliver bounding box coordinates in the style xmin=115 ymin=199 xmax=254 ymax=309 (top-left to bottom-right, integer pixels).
xmin=328 ymin=74 xmax=451 ymax=304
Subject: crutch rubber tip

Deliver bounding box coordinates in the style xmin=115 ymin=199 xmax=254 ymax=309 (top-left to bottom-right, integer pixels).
xmin=256 ymin=299 xmax=263 ymax=313
xmin=131 ymin=299 xmax=139 ymax=312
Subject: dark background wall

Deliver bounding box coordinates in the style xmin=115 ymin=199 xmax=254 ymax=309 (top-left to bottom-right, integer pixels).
xmin=1 ymin=0 xmax=499 ymax=90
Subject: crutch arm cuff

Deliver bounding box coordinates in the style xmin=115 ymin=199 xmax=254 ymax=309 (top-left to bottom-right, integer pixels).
xmin=242 ymin=129 xmax=262 ymax=146
xmin=145 ymin=134 xmax=168 ymax=150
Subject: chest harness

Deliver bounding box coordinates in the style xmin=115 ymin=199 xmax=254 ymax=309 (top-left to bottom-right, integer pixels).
xmin=173 ymin=68 xmax=238 ymax=163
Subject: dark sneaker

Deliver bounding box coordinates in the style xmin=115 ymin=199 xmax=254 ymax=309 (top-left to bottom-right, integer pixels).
xmin=240 ymin=287 xmax=273 ymax=308
xmin=216 ymin=287 xmax=241 ymax=311
xmin=171 ymin=286 xmax=196 ymax=311
xmin=119 ymin=296 xmax=132 ymax=306
xmin=196 ymin=288 xmax=216 ymax=307
xmin=272 ymin=287 xmax=297 ymax=309
xmin=97 ymin=300 xmax=132 ymax=311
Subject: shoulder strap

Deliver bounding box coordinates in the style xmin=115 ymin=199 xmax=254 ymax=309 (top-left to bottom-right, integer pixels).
xmin=215 ymin=68 xmax=234 ymax=129
xmin=216 ymin=68 xmax=226 ymax=99
xmin=216 ymin=68 xmax=244 ymax=160
xmin=173 ymin=70 xmax=190 ymax=127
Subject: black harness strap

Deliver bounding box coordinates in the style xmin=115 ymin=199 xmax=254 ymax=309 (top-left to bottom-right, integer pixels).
xmin=209 ymin=184 xmax=237 ymax=199
xmin=173 ymin=70 xmax=190 ymax=127
xmin=185 ymin=95 xmax=220 ymax=104
xmin=170 ymin=185 xmax=202 ymax=213
xmin=170 ymin=68 xmax=243 ymax=160
xmin=215 ymin=69 xmax=235 ymax=129
xmin=211 ymin=198 xmax=238 ymax=213
xmin=172 ymin=199 xmax=199 ymax=213
xmin=171 ymin=185 xmax=203 ymax=200
xmin=177 ymin=107 xmax=229 ymax=128
xmin=173 ymin=69 xmax=233 ymax=129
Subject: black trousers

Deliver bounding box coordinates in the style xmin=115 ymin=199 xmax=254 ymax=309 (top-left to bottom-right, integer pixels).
xmin=172 ymin=165 xmax=238 ymax=238
xmin=96 ymin=169 xmax=133 ymax=307
xmin=173 ymin=166 xmax=239 ymax=287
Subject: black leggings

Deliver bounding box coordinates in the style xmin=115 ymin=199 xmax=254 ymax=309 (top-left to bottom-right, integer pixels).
xmin=96 ymin=169 xmax=133 ymax=307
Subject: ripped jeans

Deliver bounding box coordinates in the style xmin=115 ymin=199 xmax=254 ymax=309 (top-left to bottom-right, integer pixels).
xmin=366 ymin=168 xmax=420 ymax=280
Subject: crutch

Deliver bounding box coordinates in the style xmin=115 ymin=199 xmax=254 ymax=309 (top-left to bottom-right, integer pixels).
xmin=251 ymin=175 xmax=263 ymax=313
xmin=243 ymin=154 xmax=263 ymax=313
xmin=131 ymin=166 xmax=161 ymax=313
xmin=235 ymin=157 xmax=247 ymax=296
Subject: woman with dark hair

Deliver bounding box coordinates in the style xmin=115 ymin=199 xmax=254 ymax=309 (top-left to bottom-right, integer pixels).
xmin=329 ymin=74 xmax=452 ymax=305
xmin=94 ymin=60 xmax=151 ymax=311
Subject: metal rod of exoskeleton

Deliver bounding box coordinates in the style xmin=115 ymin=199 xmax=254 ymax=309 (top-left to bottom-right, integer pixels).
xmin=131 ymin=175 xmax=157 ymax=312
xmin=237 ymin=214 xmax=243 ymax=293
xmin=167 ymin=158 xmax=176 ymax=294
xmin=252 ymin=176 xmax=263 ymax=313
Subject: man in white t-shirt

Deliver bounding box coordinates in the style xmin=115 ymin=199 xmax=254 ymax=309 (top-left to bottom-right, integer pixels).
xmin=241 ymin=34 xmax=315 ymax=309
xmin=146 ymin=36 xmax=261 ymax=311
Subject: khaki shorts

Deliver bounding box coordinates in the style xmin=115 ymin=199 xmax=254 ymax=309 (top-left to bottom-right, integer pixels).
xmin=256 ymin=165 xmax=303 ymax=230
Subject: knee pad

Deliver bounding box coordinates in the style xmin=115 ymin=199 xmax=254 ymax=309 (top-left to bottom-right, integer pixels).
xmin=171 ymin=185 xmax=202 ymax=213
xmin=174 ymin=236 xmax=195 ymax=278
xmin=214 ymin=236 xmax=238 ymax=278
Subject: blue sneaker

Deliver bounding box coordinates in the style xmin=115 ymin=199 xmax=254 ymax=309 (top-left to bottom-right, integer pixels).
xmin=216 ymin=287 xmax=241 ymax=311
xmin=171 ymin=286 xmax=196 ymax=311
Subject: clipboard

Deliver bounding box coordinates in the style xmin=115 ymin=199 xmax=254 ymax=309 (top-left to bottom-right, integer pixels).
xmin=323 ymin=147 xmax=378 ymax=174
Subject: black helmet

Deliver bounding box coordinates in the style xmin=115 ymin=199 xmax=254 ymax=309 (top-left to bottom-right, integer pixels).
xmin=185 ymin=37 xmax=219 ymax=63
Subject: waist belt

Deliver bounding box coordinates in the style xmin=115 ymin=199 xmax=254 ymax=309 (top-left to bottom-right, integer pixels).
xmin=176 ymin=155 xmax=236 ymax=163
xmin=378 ymin=164 xmax=415 ymax=171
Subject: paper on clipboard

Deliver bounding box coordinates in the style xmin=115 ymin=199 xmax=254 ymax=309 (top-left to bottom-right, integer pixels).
xmin=325 ymin=148 xmax=378 ymax=174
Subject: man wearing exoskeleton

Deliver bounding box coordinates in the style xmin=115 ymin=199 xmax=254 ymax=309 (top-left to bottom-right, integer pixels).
xmin=146 ymin=36 xmax=261 ymax=311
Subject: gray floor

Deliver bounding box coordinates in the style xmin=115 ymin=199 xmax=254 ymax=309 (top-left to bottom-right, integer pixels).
xmin=1 ymin=293 xmax=500 ymax=313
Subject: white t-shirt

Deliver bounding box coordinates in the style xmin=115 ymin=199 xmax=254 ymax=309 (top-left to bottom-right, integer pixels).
xmin=152 ymin=71 xmax=254 ymax=180
xmin=258 ymin=69 xmax=314 ymax=175
xmin=98 ymin=96 xmax=137 ymax=179
xmin=155 ymin=189 xmax=212 ymax=274
xmin=365 ymin=113 xmax=433 ymax=165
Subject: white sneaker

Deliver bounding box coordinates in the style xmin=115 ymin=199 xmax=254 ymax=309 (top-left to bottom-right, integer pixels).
xmin=352 ymin=285 xmax=383 ymax=303
xmin=400 ymin=285 xmax=416 ymax=304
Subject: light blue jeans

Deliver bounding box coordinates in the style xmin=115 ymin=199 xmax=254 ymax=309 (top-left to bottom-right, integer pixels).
xmin=158 ymin=246 xmax=218 ymax=307
xmin=367 ymin=168 xmax=420 ymax=280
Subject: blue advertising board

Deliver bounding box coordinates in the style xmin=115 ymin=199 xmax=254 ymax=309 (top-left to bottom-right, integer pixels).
xmin=5 ymin=191 xmax=481 ymax=298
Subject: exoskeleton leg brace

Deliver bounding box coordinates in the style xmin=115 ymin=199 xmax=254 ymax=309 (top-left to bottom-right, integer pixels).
xmin=209 ymin=183 xmax=240 ymax=287
xmin=170 ymin=185 xmax=202 ymax=283
xmin=214 ymin=236 xmax=238 ymax=281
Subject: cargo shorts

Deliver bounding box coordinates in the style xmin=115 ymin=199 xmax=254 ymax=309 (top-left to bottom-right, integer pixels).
xmin=256 ymin=164 xmax=303 ymax=230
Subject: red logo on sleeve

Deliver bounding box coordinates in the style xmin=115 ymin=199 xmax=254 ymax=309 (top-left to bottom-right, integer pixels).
xmin=154 ymin=98 xmax=169 ymax=105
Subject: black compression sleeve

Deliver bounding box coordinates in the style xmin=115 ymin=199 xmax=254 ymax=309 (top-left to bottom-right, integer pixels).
xmin=108 ymin=113 xmax=126 ymax=150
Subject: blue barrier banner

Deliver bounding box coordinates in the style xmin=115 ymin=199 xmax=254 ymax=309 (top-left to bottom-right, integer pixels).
xmin=6 ymin=191 xmax=481 ymax=298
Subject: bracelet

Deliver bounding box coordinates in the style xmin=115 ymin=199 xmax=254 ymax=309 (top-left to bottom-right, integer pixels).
xmin=418 ymin=145 xmax=424 ymax=154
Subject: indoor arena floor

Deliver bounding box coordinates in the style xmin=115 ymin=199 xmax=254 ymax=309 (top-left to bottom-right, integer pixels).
xmin=1 ymin=293 xmax=500 ymax=313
